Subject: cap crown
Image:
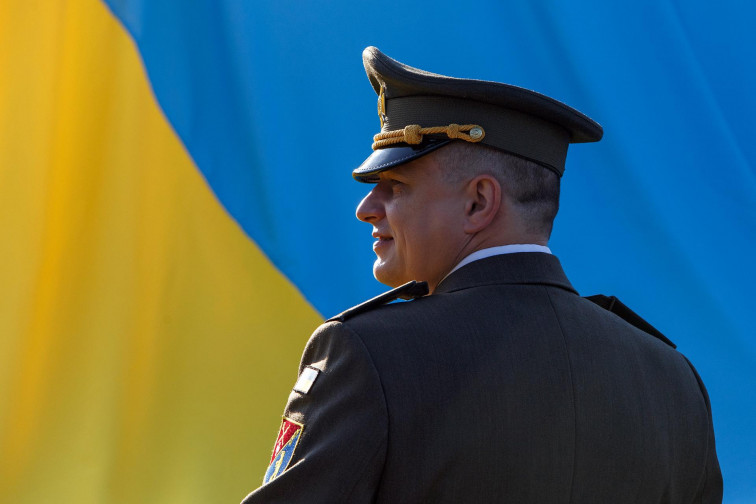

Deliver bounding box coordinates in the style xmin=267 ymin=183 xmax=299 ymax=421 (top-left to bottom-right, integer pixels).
xmin=354 ymin=47 xmax=603 ymax=181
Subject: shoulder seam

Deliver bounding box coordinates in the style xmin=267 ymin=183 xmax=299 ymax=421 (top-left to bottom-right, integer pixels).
xmin=543 ymin=285 xmax=578 ymax=503
xmin=338 ymin=323 xmax=391 ymax=499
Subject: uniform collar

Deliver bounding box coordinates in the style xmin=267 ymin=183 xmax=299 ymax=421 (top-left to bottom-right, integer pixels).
xmin=445 ymin=244 xmax=552 ymax=280
xmin=434 ymin=252 xmax=577 ymax=295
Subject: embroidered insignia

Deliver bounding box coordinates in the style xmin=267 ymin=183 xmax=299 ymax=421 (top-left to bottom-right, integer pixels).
xmin=263 ymin=417 xmax=303 ymax=484
xmin=293 ymin=366 xmax=320 ymax=395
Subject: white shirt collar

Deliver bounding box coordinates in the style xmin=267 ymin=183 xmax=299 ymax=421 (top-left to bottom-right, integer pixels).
xmin=444 ymin=244 xmax=552 ymax=280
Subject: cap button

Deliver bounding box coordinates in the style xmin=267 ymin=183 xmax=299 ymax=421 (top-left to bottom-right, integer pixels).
xmin=469 ymin=127 xmax=484 ymax=140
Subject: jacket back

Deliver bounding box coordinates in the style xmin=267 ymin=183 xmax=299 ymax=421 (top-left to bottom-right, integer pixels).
xmin=242 ymin=253 xmax=722 ymax=503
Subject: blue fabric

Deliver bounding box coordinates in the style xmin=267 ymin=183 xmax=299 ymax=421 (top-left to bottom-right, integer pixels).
xmin=103 ymin=1 xmax=756 ymax=500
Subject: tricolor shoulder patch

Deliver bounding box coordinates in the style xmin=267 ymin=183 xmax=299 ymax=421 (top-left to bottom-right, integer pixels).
xmin=263 ymin=417 xmax=303 ymax=484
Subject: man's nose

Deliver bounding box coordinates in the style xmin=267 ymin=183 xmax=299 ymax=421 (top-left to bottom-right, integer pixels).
xmin=356 ymin=186 xmax=385 ymax=223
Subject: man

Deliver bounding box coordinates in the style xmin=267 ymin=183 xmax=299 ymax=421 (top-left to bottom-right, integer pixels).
xmin=241 ymin=47 xmax=722 ymax=503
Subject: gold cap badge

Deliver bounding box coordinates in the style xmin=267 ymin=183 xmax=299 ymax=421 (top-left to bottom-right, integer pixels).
xmin=377 ymin=82 xmax=387 ymax=128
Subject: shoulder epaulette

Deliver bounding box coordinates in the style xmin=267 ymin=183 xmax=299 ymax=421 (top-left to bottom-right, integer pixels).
xmin=584 ymin=294 xmax=676 ymax=348
xmin=327 ymin=280 xmax=429 ymax=323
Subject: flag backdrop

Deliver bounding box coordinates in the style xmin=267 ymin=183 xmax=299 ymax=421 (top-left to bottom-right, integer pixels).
xmin=1 ymin=1 xmax=754 ymax=502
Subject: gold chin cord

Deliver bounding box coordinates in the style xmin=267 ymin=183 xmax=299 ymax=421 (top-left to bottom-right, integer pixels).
xmin=372 ymin=124 xmax=485 ymax=150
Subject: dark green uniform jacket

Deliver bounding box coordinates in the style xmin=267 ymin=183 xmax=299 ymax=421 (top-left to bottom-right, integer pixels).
xmin=242 ymin=252 xmax=722 ymax=503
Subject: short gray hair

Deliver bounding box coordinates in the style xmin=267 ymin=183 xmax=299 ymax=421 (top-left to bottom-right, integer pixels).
xmin=435 ymin=141 xmax=561 ymax=238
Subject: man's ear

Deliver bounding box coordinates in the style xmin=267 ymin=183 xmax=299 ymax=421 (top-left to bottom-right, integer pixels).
xmin=463 ymin=174 xmax=501 ymax=234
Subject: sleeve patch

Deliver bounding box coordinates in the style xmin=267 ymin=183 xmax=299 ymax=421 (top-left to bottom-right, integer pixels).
xmin=292 ymin=366 xmax=320 ymax=395
xmin=264 ymin=417 xmax=303 ymax=484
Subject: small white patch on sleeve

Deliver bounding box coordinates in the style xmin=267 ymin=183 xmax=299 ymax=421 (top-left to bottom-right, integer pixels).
xmin=293 ymin=366 xmax=320 ymax=395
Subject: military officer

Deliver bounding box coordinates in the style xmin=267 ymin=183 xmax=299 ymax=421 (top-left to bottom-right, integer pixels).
xmin=241 ymin=47 xmax=722 ymax=503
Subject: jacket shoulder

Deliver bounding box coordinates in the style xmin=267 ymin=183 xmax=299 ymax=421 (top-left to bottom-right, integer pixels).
xmin=326 ymin=281 xmax=429 ymax=323
xmin=584 ymin=294 xmax=676 ymax=348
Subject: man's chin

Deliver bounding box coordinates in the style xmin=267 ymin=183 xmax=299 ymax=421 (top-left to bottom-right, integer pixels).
xmin=372 ymin=261 xmax=406 ymax=288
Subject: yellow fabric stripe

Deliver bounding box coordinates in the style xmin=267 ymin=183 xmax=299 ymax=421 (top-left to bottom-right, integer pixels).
xmin=0 ymin=1 xmax=321 ymax=502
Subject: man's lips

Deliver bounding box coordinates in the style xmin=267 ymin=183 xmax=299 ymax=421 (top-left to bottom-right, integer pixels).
xmin=372 ymin=232 xmax=393 ymax=251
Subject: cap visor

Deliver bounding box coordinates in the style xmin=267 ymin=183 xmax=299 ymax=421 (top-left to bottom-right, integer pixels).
xmin=352 ymin=140 xmax=451 ymax=182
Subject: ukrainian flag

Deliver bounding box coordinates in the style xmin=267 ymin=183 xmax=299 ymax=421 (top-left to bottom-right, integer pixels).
xmin=0 ymin=2 xmax=320 ymax=502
